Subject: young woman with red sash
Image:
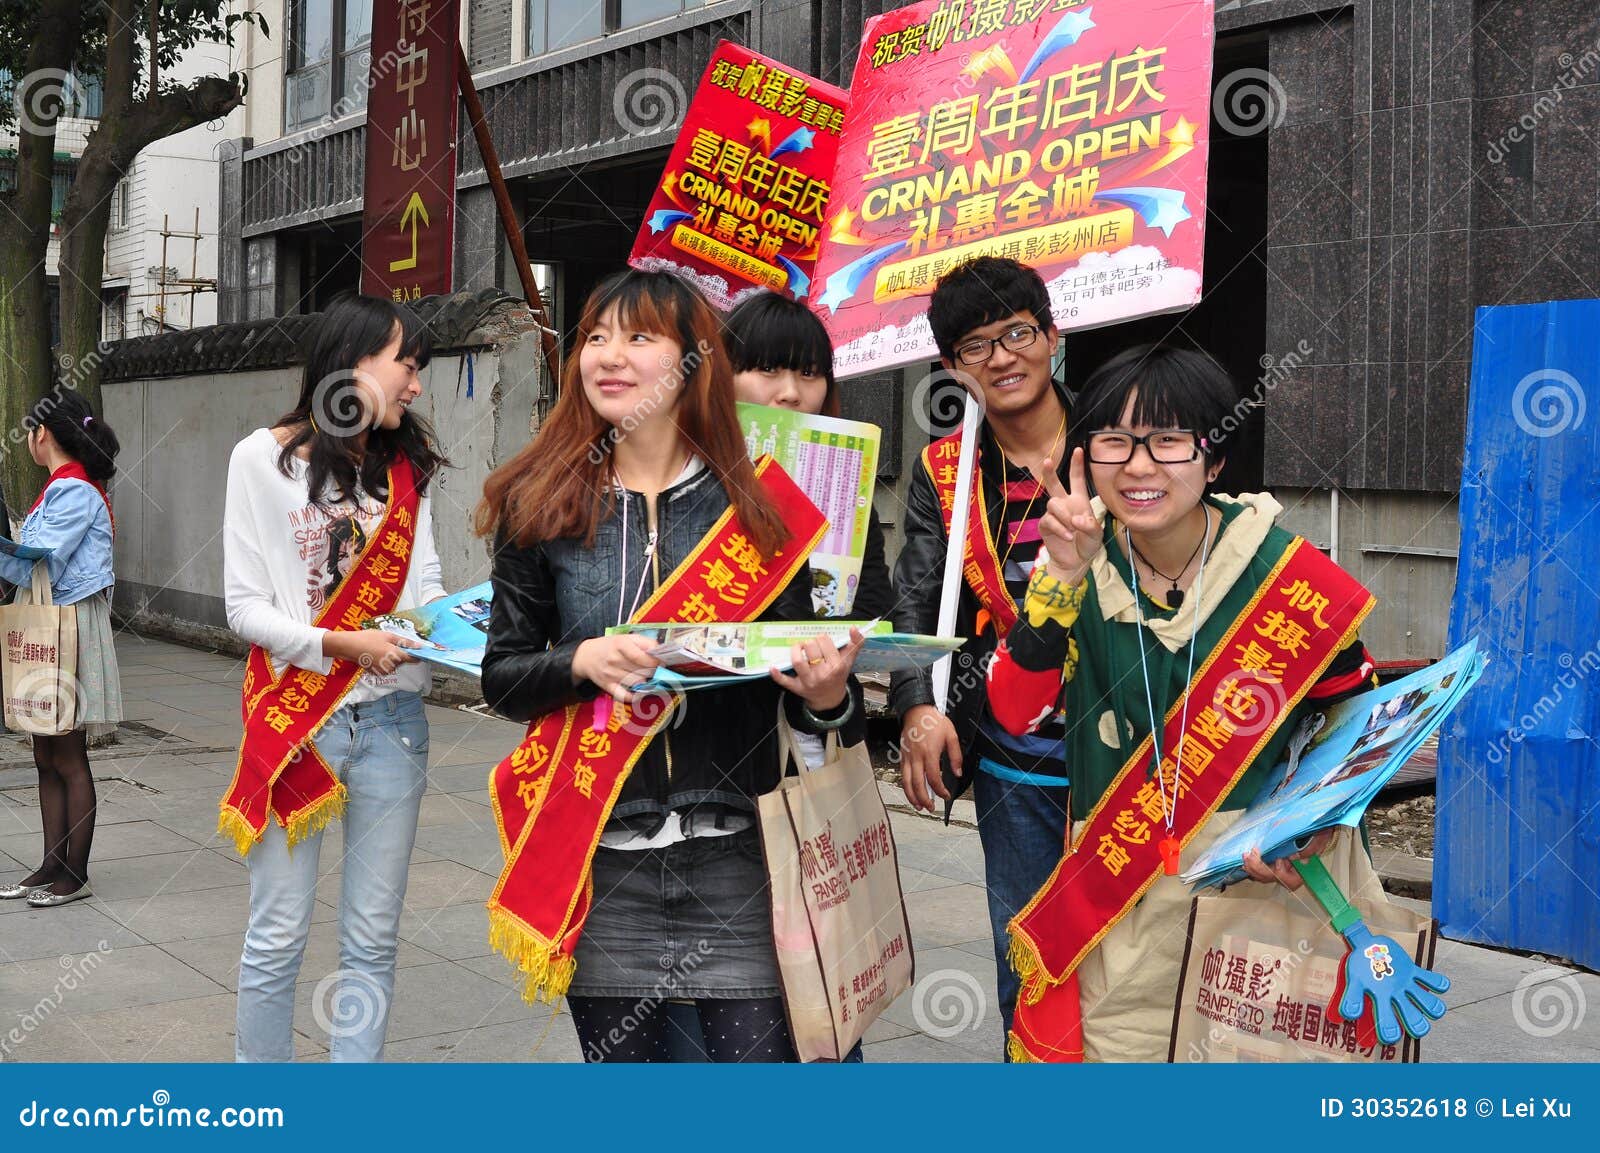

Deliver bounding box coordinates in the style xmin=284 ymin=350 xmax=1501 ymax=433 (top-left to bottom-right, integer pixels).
xmin=985 ymin=346 xmax=1383 ymax=1061
xmin=725 ymin=290 xmax=894 ymax=622
xmin=219 ymin=295 xmax=449 ymax=1062
xmin=476 ymin=270 xmax=866 ymax=1062
xmin=0 ymin=391 xmax=121 ymax=907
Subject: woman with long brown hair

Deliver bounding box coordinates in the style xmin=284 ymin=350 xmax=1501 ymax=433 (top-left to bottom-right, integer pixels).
xmin=477 ymin=270 xmax=865 ymax=1063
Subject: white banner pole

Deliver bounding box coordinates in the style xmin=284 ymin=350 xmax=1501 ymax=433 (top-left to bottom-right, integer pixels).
xmin=930 ymin=392 xmax=982 ymax=713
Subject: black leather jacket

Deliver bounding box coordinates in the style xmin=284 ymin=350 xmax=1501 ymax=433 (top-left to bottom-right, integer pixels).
xmin=888 ymin=387 xmax=1074 ymax=804
xmin=482 ymin=463 xmax=864 ymax=821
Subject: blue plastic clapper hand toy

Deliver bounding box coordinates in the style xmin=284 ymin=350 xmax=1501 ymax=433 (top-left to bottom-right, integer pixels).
xmin=1291 ymin=855 xmax=1451 ymax=1045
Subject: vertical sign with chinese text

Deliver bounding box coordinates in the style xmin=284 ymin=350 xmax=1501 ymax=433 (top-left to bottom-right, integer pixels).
xmin=813 ymin=0 xmax=1213 ymax=376
xmin=628 ymin=41 xmax=849 ymax=311
xmin=361 ymin=0 xmax=462 ymax=301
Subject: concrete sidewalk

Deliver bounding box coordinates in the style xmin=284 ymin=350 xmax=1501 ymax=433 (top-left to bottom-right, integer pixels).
xmin=1 ymin=634 xmax=1595 ymax=1063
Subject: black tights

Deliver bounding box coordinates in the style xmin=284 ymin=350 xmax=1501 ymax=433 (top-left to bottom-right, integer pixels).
xmin=568 ymin=995 xmax=796 ymax=1063
xmin=22 ymin=731 xmax=97 ymax=895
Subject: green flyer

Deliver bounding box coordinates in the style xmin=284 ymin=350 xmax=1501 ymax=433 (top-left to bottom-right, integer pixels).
xmin=738 ymin=401 xmax=881 ymax=616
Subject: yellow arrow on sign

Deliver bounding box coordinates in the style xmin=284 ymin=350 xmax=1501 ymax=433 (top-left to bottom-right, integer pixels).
xmin=388 ymin=191 xmax=429 ymax=273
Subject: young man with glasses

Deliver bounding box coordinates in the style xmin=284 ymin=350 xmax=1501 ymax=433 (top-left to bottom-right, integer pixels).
xmin=889 ymin=256 xmax=1075 ymax=1050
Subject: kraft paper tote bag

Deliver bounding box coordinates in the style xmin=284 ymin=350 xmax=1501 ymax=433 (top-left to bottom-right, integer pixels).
xmin=2 ymin=561 xmax=79 ymax=736
xmin=1169 ymin=870 xmax=1433 ymax=1063
xmin=758 ymin=708 xmax=914 ymax=1062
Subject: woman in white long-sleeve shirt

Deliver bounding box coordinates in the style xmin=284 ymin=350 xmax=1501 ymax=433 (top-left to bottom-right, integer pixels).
xmin=220 ymin=294 xmax=449 ymax=1062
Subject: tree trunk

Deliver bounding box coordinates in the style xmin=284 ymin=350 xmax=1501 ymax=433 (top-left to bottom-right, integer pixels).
xmin=0 ymin=224 xmax=54 ymax=527
xmin=55 ymin=159 xmax=119 ymax=417
xmin=0 ymin=0 xmax=83 ymax=522
xmin=54 ymin=0 xmax=242 ymax=434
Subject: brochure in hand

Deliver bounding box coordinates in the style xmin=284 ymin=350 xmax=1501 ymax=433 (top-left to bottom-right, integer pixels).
xmin=738 ymin=402 xmax=880 ymax=617
xmin=607 ymin=619 xmax=963 ymax=690
xmin=1182 ymin=637 xmax=1486 ymax=888
xmin=364 ymin=581 xmax=492 ymax=677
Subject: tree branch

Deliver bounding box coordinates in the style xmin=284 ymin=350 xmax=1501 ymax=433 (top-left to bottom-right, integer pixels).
xmin=119 ymin=74 xmax=246 ymax=166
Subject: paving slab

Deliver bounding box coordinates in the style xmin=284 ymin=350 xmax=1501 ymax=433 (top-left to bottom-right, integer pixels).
xmin=0 ymin=819 xmax=203 ymax=866
xmin=397 ymin=899 xmax=496 ymax=961
xmin=53 ymin=849 xmax=246 ymax=902
xmin=879 ymin=945 xmax=1004 ymax=1058
xmin=861 ymin=1030 xmax=991 ymax=1062
xmin=384 ymin=1017 xmax=582 ymax=1063
xmin=1428 ymin=982 xmax=1600 ymax=1062
xmin=1 ymin=992 xmax=326 ymax=1062
xmin=290 ymin=958 xmax=542 ymax=1045
xmin=0 ymin=942 xmax=224 ymax=1019
xmin=891 ymin=827 xmax=988 ymax=887
xmin=159 ymin=928 xmax=445 ymax=994
xmin=94 ymin=886 xmax=334 ymax=945
xmin=901 ymin=881 xmax=994 ymax=951
xmin=0 ymin=895 xmax=154 ymax=961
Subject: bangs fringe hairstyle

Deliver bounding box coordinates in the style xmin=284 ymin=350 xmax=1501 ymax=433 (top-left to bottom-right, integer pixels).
xmin=1069 ymin=344 xmax=1241 ymax=466
xmin=275 ymin=294 xmax=448 ymax=506
xmin=474 ymin=270 xmax=786 ymax=554
xmin=723 ymin=291 xmax=839 ymax=417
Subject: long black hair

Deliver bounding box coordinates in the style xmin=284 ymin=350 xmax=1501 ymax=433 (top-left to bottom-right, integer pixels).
xmin=274 ymin=294 xmax=448 ymax=507
xmin=723 ymin=291 xmax=839 ymax=416
xmin=28 ymin=389 xmax=120 ymax=484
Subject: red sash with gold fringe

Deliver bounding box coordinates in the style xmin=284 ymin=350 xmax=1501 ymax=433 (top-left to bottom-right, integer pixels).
xmin=922 ymin=433 xmax=1015 ymax=639
xmin=1008 ymin=539 xmax=1374 ymax=1061
xmin=486 ymin=457 xmax=827 ymax=1004
xmin=217 ymin=457 xmax=419 ymax=856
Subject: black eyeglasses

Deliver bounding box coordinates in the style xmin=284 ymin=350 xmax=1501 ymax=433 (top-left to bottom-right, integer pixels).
xmin=1086 ymin=429 xmax=1205 ymax=465
xmin=953 ymin=323 xmax=1043 ymax=366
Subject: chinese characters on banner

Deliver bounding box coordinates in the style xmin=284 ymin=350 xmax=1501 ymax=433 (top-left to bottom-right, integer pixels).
xmin=360 ymin=0 xmax=462 ymax=301
xmin=813 ymin=0 xmax=1214 ymax=376
xmin=627 ymin=41 xmax=848 ymax=311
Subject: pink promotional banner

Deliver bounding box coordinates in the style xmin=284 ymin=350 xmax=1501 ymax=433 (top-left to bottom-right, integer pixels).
xmin=627 ymin=41 xmax=848 ymax=311
xmin=813 ymin=0 xmax=1214 ymax=376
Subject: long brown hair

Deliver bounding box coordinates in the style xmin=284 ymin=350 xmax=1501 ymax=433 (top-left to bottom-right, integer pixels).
xmin=475 ymin=270 xmax=786 ymax=554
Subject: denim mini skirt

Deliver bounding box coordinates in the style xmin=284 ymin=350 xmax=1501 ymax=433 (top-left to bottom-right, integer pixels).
xmin=569 ymin=826 xmax=781 ymax=999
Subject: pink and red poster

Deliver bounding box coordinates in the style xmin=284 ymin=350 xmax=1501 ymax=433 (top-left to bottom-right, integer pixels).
xmin=813 ymin=0 xmax=1214 ymax=376
xmin=628 ymin=41 xmax=848 ymax=311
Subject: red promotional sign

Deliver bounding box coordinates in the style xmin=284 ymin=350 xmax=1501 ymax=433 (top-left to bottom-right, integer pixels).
xmin=627 ymin=41 xmax=849 ymax=311
xmin=360 ymin=0 xmax=461 ymax=301
xmin=813 ymin=0 xmax=1214 ymax=376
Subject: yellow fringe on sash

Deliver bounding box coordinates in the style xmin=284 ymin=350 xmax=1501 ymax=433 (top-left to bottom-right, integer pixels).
xmin=488 ymin=905 xmax=576 ymax=1005
xmin=284 ymin=784 xmax=348 ymax=850
xmin=1007 ymin=929 xmax=1050 ymax=1006
xmin=217 ymin=806 xmax=259 ymax=858
xmin=215 ymin=784 xmax=347 ymax=858
xmin=1007 ymin=1031 xmax=1040 ymax=1063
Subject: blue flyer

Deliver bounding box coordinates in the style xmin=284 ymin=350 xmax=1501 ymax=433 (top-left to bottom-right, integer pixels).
xmin=1183 ymin=637 xmax=1486 ymax=887
xmin=364 ymin=581 xmax=492 ymax=676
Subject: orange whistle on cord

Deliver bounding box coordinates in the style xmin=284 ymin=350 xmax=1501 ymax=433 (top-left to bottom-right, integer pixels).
xmin=1159 ymin=836 xmax=1181 ymax=876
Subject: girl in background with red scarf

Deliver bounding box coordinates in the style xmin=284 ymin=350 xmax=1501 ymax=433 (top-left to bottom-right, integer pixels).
xmin=0 ymin=390 xmax=121 ymax=907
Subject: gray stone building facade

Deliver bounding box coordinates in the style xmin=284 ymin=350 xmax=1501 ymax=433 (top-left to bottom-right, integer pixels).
xmin=215 ymin=0 xmax=1600 ymax=659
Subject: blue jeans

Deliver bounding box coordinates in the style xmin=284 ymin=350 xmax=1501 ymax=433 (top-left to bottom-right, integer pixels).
xmin=235 ymin=692 xmax=429 ymax=1062
xmin=972 ymin=759 xmax=1071 ymax=1044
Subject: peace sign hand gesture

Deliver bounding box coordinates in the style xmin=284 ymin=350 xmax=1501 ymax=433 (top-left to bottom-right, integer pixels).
xmin=1033 ymin=448 xmax=1104 ymax=586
